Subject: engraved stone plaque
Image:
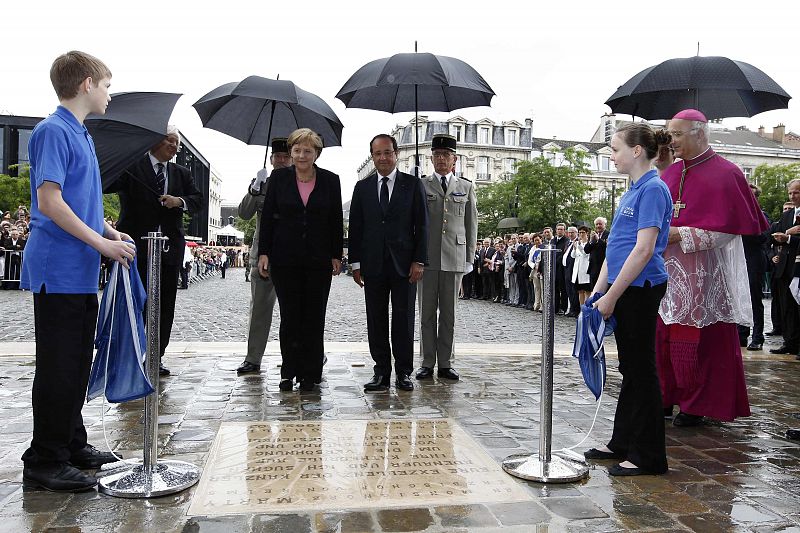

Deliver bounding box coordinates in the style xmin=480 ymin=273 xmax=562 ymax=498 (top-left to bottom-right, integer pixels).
xmin=189 ymin=419 xmax=532 ymax=515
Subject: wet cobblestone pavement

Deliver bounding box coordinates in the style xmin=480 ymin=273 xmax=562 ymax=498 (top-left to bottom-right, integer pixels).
xmin=1 ymin=271 xmax=799 ymax=531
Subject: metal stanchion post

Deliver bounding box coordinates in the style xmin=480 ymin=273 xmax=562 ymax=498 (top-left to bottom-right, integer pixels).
xmin=502 ymin=245 xmax=589 ymax=483
xmin=99 ymin=232 xmax=200 ymax=498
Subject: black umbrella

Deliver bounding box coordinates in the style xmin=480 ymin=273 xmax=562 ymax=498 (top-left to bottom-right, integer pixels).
xmin=193 ymin=75 xmax=344 ymax=166
xmin=86 ymin=92 xmax=182 ymax=191
xmin=336 ymin=48 xmax=495 ymax=174
xmin=605 ymin=55 xmax=791 ymax=120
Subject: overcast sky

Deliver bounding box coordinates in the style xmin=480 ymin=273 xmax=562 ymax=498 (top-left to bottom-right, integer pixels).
xmin=4 ymin=1 xmax=799 ymax=204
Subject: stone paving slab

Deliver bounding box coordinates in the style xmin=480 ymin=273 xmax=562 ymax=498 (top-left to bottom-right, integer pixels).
xmin=0 ymin=343 xmax=799 ymax=531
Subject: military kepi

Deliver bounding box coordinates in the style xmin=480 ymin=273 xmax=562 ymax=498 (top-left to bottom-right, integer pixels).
xmin=431 ymin=134 xmax=457 ymax=152
xmin=271 ymin=137 xmax=289 ymax=153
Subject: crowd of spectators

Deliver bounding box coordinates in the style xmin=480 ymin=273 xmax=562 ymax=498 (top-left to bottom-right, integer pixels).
xmin=0 ymin=206 xmax=31 ymax=289
xmin=461 ymin=218 xmax=609 ymax=316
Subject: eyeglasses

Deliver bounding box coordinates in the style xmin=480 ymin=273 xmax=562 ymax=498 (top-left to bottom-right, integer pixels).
xmin=431 ymin=152 xmax=453 ymax=160
xmin=371 ymin=150 xmax=396 ymax=158
xmin=667 ymin=128 xmax=697 ymax=138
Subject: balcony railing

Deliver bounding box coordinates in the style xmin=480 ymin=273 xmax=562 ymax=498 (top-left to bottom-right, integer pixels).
xmin=476 ymin=173 xmax=492 ymax=181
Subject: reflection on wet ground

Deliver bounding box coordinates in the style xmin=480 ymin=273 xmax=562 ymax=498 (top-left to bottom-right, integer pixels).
xmin=0 ymin=346 xmax=799 ymax=531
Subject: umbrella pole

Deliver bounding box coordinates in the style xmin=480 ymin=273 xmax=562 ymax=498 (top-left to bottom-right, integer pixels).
xmin=98 ymin=231 xmax=200 ymax=498
xmin=414 ymin=85 xmax=419 ymax=177
xmin=263 ymin=101 xmax=277 ymax=168
xmin=502 ymin=245 xmax=589 ymax=483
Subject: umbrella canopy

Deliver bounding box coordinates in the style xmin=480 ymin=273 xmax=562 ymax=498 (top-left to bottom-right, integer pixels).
xmin=605 ymin=56 xmax=791 ymax=120
xmin=193 ymin=76 xmax=344 ymax=165
xmin=336 ymin=51 xmax=495 ymax=173
xmin=497 ymin=217 xmax=522 ymax=229
xmin=571 ymin=292 xmax=616 ymax=400
xmin=86 ymin=92 xmax=182 ymax=191
xmin=88 ymin=258 xmax=154 ymax=403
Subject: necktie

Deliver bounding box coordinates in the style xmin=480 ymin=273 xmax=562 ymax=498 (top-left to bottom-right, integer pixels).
xmin=441 ymin=175 xmax=448 ymax=193
xmin=380 ymin=176 xmax=389 ymax=214
xmin=155 ymin=163 xmax=166 ymax=193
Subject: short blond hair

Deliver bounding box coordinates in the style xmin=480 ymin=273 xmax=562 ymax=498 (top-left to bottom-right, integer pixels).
xmin=288 ymin=128 xmax=323 ymax=157
xmin=50 ymin=51 xmax=111 ymax=100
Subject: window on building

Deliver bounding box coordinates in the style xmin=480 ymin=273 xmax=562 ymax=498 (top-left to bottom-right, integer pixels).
xmin=479 ymin=127 xmax=490 ymax=144
xmin=455 ymin=155 xmax=465 ymax=177
xmin=504 ymin=158 xmax=517 ymax=174
xmin=742 ymin=166 xmax=754 ymax=180
xmin=476 ymin=156 xmax=490 ymax=181
xmin=16 ymin=129 xmax=32 ymax=171
xmin=415 ymin=124 xmax=425 ymax=142
xmin=545 ymin=151 xmax=556 ymax=164
xmin=505 ymin=129 xmax=517 ymax=146
xmin=600 ymin=156 xmax=610 ymax=171
xmin=451 ymin=125 xmax=462 ymax=142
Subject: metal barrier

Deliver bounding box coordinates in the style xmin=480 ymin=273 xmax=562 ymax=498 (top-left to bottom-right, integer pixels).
xmin=502 ymin=245 xmax=589 ymax=483
xmin=0 ymin=249 xmax=24 ymax=285
xmin=98 ymin=232 xmax=200 ymax=498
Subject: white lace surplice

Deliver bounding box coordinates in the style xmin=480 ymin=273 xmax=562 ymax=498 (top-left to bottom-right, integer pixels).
xmin=658 ymin=228 xmax=752 ymax=328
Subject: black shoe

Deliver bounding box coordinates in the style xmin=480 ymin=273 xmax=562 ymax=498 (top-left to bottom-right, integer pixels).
xmin=787 ymin=429 xmax=800 ymax=440
xmin=23 ymin=463 xmax=98 ymax=492
xmin=364 ymin=375 xmax=390 ymax=391
xmin=396 ymin=375 xmax=414 ymax=391
xmin=70 ymin=444 xmax=120 ymax=470
xmin=159 ymin=363 xmax=171 ymax=376
xmin=673 ymin=412 xmax=704 ymax=427
xmin=769 ymin=345 xmax=794 ymax=354
xmin=278 ymin=379 xmax=294 ymax=391
xmin=663 ymin=406 xmax=674 ymax=418
xmin=584 ymin=448 xmax=623 ymax=460
xmin=299 ymin=380 xmax=316 ymax=392
xmin=237 ymin=361 xmax=261 ymax=374
xmin=608 ymin=464 xmax=653 ymax=477
xmin=415 ymin=366 xmax=434 ymax=379
xmin=765 ymin=330 xmax=782 ymax=336
xmin=739 ymin=339 xmax=748 ymax=348
xmin=746 ymin=342 xmax=763 ymax=351
xmin=437 ymin=368 xmax=460 ymax=380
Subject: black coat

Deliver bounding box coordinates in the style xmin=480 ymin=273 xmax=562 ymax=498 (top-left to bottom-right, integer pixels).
xmin=258 ymin=165 xmax=343 ymax=269
xmin=348 ymin=171 xmax=428 ymax=277
xmin=583 ymin=230 xmax=609 ymax=283
xmin=108 ymin=155 xmax=202 ymax=266
xmin=770 ymin=208 xmax=800 ymax=280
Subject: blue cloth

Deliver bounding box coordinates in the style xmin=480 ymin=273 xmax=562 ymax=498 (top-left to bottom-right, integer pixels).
xmin=22 ymin=106 xmax=104 ymax=293
xmin=605 ymin=169 xmax=672 ymax=287
xmin=87 ymin=257 xmax=154 ymax=403
xmin=572 ymin=292 xmax=616 ymax=400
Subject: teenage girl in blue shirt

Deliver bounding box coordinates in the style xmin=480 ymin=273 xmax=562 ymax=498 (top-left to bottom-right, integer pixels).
xmin=583 ymin=123 xmax=673 ymax=476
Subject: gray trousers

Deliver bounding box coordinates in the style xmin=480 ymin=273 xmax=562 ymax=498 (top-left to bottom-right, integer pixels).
xmin=419 ymin=269 xmax=462 ymax=369
xmin=244 ymin=266 xmax=277 ymax=365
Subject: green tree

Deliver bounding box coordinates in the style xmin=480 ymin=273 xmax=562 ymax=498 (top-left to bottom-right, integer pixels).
xmin=235 ymin=216 xmax=256 ymax=246
xmin=587 ymin=185 xmax=625 ymax=225
xmin=103 ymin=194 xmax=121 ymax=221
xmin=0 ymin=165 xmax=31 ymax=213
xmin=753 ymin=163 xmax=800 ymax=222
xmin=514 ymin=148 xmax=593 ymax=231
xmin=475 ymin=180 xmax=514 ymax=238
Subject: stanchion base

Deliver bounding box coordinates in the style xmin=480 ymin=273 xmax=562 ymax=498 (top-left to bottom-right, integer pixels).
xmin=98 ymin=460 xmax=200 ymax=498
xmin=502 ymin=453 xmax=589 ymax=483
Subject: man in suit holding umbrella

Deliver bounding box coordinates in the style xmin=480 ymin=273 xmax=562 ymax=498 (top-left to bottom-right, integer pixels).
xmin=107 ymin=126 xmax=202 ymax=376
xmin=349 ymin=134 xmax=428 ymax=391
xmin=416 ymin=134 xmax=477 ymax=381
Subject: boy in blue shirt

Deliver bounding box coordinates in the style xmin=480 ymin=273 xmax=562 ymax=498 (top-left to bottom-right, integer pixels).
xmin=21 ymin=51 xmax=136 ymax=492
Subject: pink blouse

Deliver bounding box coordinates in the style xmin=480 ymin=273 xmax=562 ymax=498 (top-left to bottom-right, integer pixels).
xmin=296 ymin=177 xmax=316 ymax=206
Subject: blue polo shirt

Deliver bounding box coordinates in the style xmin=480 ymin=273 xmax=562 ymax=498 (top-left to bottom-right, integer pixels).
xmin=21 ymin=106 xmax=104 ymax=294
xmin=605 ymin=169 xmax=671 ymax=287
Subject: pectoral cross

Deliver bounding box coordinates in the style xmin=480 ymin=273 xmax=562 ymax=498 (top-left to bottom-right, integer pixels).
xmin=673 ymin=200 xmax=686 ymax=218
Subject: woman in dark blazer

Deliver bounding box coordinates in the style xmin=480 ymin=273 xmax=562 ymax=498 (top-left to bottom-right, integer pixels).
xmin=257 ymin=128 xmax=343 ymax=392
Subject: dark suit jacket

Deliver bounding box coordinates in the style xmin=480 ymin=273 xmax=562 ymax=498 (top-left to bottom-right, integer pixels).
xmin=583 ymin=230 xmax=609 ymax=283
xmin=108 ymin=155 xmax=202 ymax=266
xmin=348 ymin=170 xmax=428 ymax=277
xmin=771 ymin=208 xmax=800 ymax=280
xmin=258 ymin=165 xmax=343 ymax=269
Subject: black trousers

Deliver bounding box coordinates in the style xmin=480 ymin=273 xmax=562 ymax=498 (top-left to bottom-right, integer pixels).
xmin=770 ymin=271 xmax=782 ymax=334
xmin=137 ymin=257 xmax=179 ymax=357
xmin=516 ymin=269 xmax=528 ymax=306
xmin=364 ymin=261 xmax=416 ymax=378
xmin=270 ymin=265 xmax=332 ymax=384
xmin=776 ymin=275 xmax=800 ymax=351
xmin=565 ymin=273 xmax=580 ymax=314
xmin=555 ymin=267 xmax=567 ymax=312
xmin=22 ymin=290 xmax=97 ymax=466
xmin=481 ymin=271 xmax=492 ymax=299
xmin=472 ymin=269 xmax=481 ymax=297
xmin=738 ymin=268 xmax=765 ymax=345
xmin=608 ymin=282 xmax=669 ymax=474
xmin=461 ymin=271 xmax=473 ymax=298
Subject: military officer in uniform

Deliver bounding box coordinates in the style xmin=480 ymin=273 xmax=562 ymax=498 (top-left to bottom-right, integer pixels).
xmin=416 ymin=134 xmax=478 ymax=381
xmin=236 ymin=138 xmax=291 ymax=374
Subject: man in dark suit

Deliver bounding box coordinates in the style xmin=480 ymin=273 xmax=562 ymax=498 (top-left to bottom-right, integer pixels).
xmin=769 ymin=179 xmax=800 ymax=357
xmin=349 ymin=134 xmax=428 ymax=392
xmin=1 ymin=227 xmax=25 ymax=289
xmin=479 ymin=238 xmax=494 ymax=300
xmin=562 ymin=226 xmax=580 ymax=317
xmin=552 ymin=223 xmax=569 ymax=314
xmin=584 ymin=216 xmax=609 ymax=288
xmin=107 ymin=126 xmax=202 ymax=375
xmin=738 ymin=184 xmax=770 ymax=351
